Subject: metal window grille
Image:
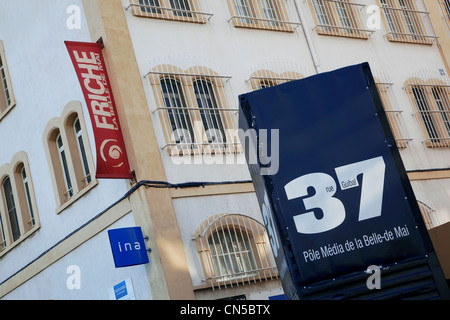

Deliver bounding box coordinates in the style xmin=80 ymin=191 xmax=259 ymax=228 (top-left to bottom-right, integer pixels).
xmin=442 ymin=0 xmax=450 ymax=27
xmin=375 ymin=82 xmax=412 ymax=148
xmin=193 ymin=213 xmax=279 ymax=290
xmin=126 ymin=0 xmax=213 ymax=23
xmin=229 ymin=0 xmax=301 ymax=32
xmin=3 ymin=177 xmax=20 ymax=242
xmin=311 ymin=0 xmax=375 ymax=38
xmin=379 ymin=0 xmax=437 ymax=44
xmin=248 ymin=68 xmax=303 ymax=90
xmin=247 ymin=61 xmax=314 ymax=90
xmin=146 ymin=64 xmax=241 ymax=156
xmin=417 ymin=200 xmax=439 ymax=229
xmin=406 ymin=75 xmax=450 ymax=148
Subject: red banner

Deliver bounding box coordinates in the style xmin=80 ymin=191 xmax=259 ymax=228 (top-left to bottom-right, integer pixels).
xmin=65 ymin=41 xmax=133 ymax=179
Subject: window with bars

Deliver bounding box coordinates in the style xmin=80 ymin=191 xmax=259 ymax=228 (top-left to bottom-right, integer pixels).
xmin=440 ymin=0 xmax=450 ymax=28
xmin=417 ymin=200 xmax=439 ymax=230
xmin=127 ymin=0 xmax=213 ymax=23
xmin=248 ymin=69 xmax=303 ymax=90
xmin=309 ymin=0 xmax=374 ymax=39
xmin=147 ymin=65 xmax=241 ymax=155
xmin=0 ymin=40 xmax=15 ymax=120
xmin=379 ymin=0 xmax=436 ymax=44
xmin=406 ymin=78 xmax=450 ymax=148
xmin=0 ymin=152 xmax=39 ymax=255
xmin=227 ymin=0 xmax=301 ymax=32
xmin=375 ymin=81 xmax=412 ymax=148
xmin=193 ymin=214 xmax=278 ymax=289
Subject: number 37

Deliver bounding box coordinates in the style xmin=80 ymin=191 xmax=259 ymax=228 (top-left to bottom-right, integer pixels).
xmin=284 ymin=156 xmax=386 ymax=234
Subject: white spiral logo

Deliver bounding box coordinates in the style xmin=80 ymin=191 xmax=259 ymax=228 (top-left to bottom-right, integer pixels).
xmin=100 ymin=139 xmax=124 ymax=168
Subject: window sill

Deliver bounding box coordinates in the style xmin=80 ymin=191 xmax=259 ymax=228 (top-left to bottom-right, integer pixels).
xmin=424 ymin=139 xmax=450 ymax=148
xmin=132 ymin=10 xmax=209 ymax=24
xmin=230 ymin=18 xmax=297 ymax=33
xmin=0 ymin=222 xmax=41 ymax=259
xmin=55 ymin=179 xmax=99 ymax=214
xmin=194 ymin=272 xmax=280 ymax=291
xmin=386 ymin=34 xmax=434 ymax=45
xmin=0 ymin=102 xmax=16 ymax=121
xmin=316 ymin=27 xmax=370 ymax=40
xmin=166 ymin=143 xmax=242 ymax=157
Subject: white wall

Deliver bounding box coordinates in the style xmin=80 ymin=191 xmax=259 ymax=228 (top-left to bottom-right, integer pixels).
xmin=2 ymin=213 xmax=152 ymax=300
xmin=0 ymin=0 xmax=137 ymax=297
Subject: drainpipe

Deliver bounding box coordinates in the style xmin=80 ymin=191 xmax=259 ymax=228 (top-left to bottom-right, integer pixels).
xmin=294 ymin=0 xmax=321 ymax=74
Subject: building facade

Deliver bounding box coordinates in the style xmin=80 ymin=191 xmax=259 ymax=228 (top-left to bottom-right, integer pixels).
xmin=0 ymin=0 xmax=449 ymax=300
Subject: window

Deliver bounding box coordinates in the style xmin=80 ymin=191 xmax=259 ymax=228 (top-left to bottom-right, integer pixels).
xmin=227 ymin=0 xmax=301 ymax=32
xmin=147 ymin=64 xmax=240 ymax=155
xmin=417 ymin=201 xmax=439 ymax=230
xmin=3 ymin=177 xmax=20 ymax=242
xmin=0 ymin=40 xmax=15 ymax=120
xmin=43 ymin=101 xmax=96 ymax=212
xmin=193 ymin=213 xmax=278 ymax=289
xmin=128 ymin=0 xmax=212 ymax=23
xmin=57 ymin=133 xmax=74 ymax=201
xmin=0 ymin=152 xmax=40 ymax=255
xmin=309 ymin=0 xmax=374 ymax=39
xmin=20 ymin=167 xmax=35 ymax=229
xmin=248 ymin=68 xmax=303 ymax=90
xmin=74 ymin=118 xmax=92 ymax=187
xmin=439 ymin=0 xmax=450 ymax=28
xmin=378 ymin=0 xmax=436 ymax=44
xmin=406 ymin=78 xmax=450 ymax=148
xmin=194 ymin=79 xmax=226 ymax=144
xmin=375 ymin=81 xmax=411 ymax=148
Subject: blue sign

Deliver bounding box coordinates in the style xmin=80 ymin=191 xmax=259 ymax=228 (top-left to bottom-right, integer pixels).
xmin=239 ymin=63 xmax=449 ymax=299
xmin=113 ymin=281 xmax=128 ymax=299
xmin=108 ymin=227 xmax=149 ymax=268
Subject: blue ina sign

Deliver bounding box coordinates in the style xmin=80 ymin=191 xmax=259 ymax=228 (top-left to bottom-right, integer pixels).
xmin=108 ymin=227 xmax=149 ymax=268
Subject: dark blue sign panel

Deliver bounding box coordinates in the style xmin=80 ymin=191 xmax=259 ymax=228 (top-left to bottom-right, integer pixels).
xmin=239 ymin=63 xmax=449 ymax=299
xmin=108 ymin=227 xmax=149 ymax=268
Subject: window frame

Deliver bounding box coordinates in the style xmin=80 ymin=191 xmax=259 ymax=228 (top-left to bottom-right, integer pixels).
xmin=193 ymin=213 xmax=279 ymax=289
xmin=129 ymin=0 xmax=211 ymax=24
xmin=438 ymin=0 xmax=450 ymax=29
xmin=42 ymin=101 xmax=97 ymax=213
xmin=147 ymin=64 xmax=241 ymax=156
xmin=378 ymin=0 xmax=435 ymax=45
xmin=309 ymin=0 xmax=373 ymax=39
xmin=0 ymin=40 xmax=16 ymax=120
xmin=227 ymin=0 xmax=299 ymax=32
xmin=405 ymin=78 xmax=450 ymax=148
xmin=0 ymin=151 xmax=40 ymax=257
xmin=248 ymin=69 xmax=303 ymax=90
xmin=375 ymin=80 xmax=412 ymax=148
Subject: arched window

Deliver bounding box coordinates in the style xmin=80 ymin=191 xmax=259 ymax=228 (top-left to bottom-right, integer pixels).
xmin=74 ymin=118 xmax=92 ymax=186
xmin=161 ymin=77 xmax=194 ymax=145
xmin=43 ymin=101 xmax=96 ymax=212
xmin=3 ymin=177 xmax=20 ymax=242
xmin=148 ymin=64 xmax=239 ymax=155
xmin=56 ymin=133 xmax=74 ymax=201
xmin=194 ymin=79 xmax=226 ymax=144
xmin=0 ymin=152 xmax=40 ymax=255
xmin=194 ymin=213 xmax=278 ymax=289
